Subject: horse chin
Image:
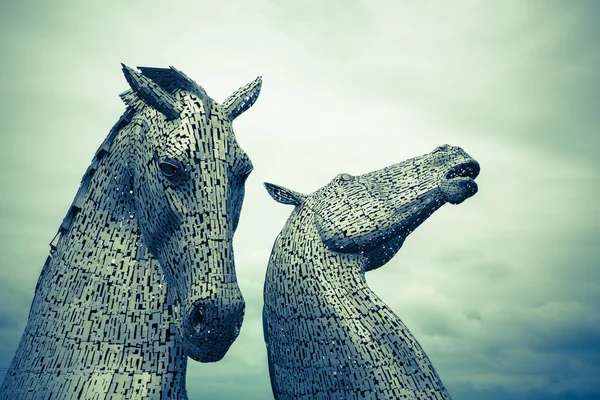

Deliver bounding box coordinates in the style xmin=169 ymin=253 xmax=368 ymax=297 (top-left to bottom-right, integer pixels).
xmin=439 ymin=177 xmax=478 ymax=204
xmin=197 ymin=353 xmax=226 ymax=363
xmin=181 ymin=336 xmax=235 ymax=363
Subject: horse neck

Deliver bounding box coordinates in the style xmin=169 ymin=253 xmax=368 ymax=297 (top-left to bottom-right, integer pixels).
xmin=40 ymin=144 xmax=144 ymax=308
xmin=264 ymin=207 xmax=453 ymax=399
xmin=3 ymin=126 xmax=190 ymax=398
xmin=266 ymin=206 xmax=367 ymax=317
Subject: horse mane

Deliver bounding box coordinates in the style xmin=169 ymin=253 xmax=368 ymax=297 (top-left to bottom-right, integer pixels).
xmin=49 ymin=66 xmax=210 ymax=253
xmin=119 ymin=66 xmax=213 ymax=116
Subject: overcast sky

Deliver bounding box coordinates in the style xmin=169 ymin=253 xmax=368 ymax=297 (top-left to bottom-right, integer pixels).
xmin=0 ymin=1 xmax=598 ymax=399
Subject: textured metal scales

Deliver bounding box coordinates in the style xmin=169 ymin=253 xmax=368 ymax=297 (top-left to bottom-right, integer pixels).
xmin=263 ymin=145 xmax=480 ymax=399
xmin=1 ymin=65 xmax=261 ymax=399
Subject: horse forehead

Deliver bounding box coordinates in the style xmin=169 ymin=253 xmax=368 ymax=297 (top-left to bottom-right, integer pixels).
xmin=176 ymin=124 xmax=252 ymax=170
xmin=144 ymin=92 xmax=249 ymax=165
xmin=153 ymin=113 xmax=234 ymax=154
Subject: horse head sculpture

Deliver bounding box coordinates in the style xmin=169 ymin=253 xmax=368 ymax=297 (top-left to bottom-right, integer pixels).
xmin=1 ymin=65 xmax=261 ymax=399
xmin=120 ymin=65 xmax=260 ymax=361
xmin=267 ymin=144 xmax=479 ymax=271
xmin=263 ymin=144 xmax=479 ymax=399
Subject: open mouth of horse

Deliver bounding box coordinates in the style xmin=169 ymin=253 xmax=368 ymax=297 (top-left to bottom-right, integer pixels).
xmin=445 ymin=160 xmax=480 ymax=180
xmin=440 ymin=159 xmax=480 ymax=204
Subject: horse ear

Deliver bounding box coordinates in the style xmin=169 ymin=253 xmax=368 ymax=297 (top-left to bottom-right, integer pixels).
xmin=222 ymin=76 xmax=262 ymax=122
xmin=263 ymin=182 xmax=305 ymax=206
xmin=120 ymin=64 xmax=182 ymax=120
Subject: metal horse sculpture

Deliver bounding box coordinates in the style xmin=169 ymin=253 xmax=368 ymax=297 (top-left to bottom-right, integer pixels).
xmin=263 ymin=145 xmax=480 ymax=399
xmin=1 ymin=65 xmax=261 ymax=399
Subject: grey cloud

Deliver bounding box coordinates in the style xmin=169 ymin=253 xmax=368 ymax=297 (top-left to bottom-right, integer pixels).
xmin=0 ymin=1 xmax=599 ymax=399
xmin=258 ymin=1 xmax=600 ymax=167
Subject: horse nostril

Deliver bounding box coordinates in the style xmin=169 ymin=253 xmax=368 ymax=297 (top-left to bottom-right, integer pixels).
xmin=189 ymin=306 xmax=205 ymax=333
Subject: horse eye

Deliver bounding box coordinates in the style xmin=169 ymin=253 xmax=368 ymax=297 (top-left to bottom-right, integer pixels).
xmin=159 ymin=162 xmax=178 ymax=177
xmin=340 ymin=174 xmax=352 ymax=182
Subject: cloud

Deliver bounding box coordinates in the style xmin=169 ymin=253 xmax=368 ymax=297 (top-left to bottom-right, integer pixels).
xmin=0 ymin=1 xmax=599 ymax=399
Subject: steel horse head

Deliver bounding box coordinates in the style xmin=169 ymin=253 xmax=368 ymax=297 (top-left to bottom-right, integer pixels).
xmin=120 ymin=65 xmax=260 ymax=361
xmin=263 ymin=144 xmax=480 ymax=398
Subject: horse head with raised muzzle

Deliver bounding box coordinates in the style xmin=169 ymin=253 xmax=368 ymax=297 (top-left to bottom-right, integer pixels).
xmin=266 ymin=144 xmax=480 ymax=272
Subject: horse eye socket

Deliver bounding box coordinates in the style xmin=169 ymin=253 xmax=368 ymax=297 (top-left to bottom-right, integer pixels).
xmin=159 ymin=162 xmax=178 ymax=177
xmin=340 ymin=174 xmax=352 ymax=181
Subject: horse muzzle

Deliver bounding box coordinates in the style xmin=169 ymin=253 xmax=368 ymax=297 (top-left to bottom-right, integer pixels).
xmin=180 ymin=294 xmax=245 ymax=362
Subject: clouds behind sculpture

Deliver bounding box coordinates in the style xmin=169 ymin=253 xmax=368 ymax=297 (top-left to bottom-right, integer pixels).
xmin=0 ymin=1 xmax=598 ymax=399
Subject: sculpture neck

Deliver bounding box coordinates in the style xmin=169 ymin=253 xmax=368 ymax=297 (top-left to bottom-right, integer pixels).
xmin=265 ymin=206 xmax=367 ymax=319
xmin=1 ymin=139 xmax=190 ymax=399
xmin=263 ymin=205 xmax=453 ymax=400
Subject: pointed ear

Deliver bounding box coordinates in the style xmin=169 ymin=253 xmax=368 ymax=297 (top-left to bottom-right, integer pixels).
xmin=263 ymin=182 xmax=305 ymax=206
xmin=222 ymin=76 xmax=262 ymax=121
xmin=120 ymin=64 xmax=182 ymax=120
